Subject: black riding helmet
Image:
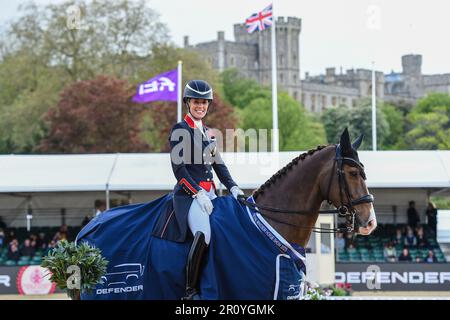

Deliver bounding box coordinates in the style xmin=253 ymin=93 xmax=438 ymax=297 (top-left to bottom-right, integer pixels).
xmin=183 ymin=80 xmax=213 ymax=115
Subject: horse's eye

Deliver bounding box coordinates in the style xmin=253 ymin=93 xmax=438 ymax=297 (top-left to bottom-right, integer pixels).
xmin=349 ymin=171 xmax=358 ymax=177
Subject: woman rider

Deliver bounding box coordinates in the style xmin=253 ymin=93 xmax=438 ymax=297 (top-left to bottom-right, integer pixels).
xmin=169 ymin=80 xmax=244 ymax=299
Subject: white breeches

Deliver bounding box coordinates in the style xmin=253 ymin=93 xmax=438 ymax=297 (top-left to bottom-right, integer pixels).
xmin=187 ymin=187 xmax=217 ymax=245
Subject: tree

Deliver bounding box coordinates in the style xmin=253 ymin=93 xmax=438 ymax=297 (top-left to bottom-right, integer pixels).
xmin=0 ymin=51 xmax=68 ymax=153
xmin=381 ymin=103 xmax=406 ymax=149
xmin=405 ymin=93 xmax=450 ymax=150
xmin=4 ymin=0 xmax=169 ymax=82
xmin=220 ymin=68 xmax=268 ymax=108
xmin=0 ymin=0 xmax=170 ymax=153
xmin=241 ymin=92 xmax=327 ymax=151
xmin=141 ymin=92 xmax=238 ymax=152
xmin=38 ymin=76 xmax=149 ymax=153
xmin=321 ymin=99 xmax=390 ymax=150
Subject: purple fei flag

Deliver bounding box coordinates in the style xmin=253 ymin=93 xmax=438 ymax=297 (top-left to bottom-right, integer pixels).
xmin=133 ymin=69 xmax=178 ymax=103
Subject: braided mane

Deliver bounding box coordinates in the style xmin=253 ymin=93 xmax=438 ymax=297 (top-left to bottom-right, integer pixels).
xmin=252 ymin=145 xmax=329 ymax=199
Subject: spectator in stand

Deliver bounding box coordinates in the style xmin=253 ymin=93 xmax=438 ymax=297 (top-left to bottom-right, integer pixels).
xmin=416 ymin=226 xmax=428 ymax=248
xmin=346 ymin=243 xmax=357 ymax=254
xmin=398 ymin=248 xmax=412 ymax=262
xmin=392 ymin=227 xmax=404 ymax=245
xmin=344 ymin=233 xmax=355 ymax=248
xmin=94 ymin=200 xmax=107 ymax=217
xmin=336 ymin=232 xmax=346 ymax=252
xmin=7 ymin=242 xmax=20 ymax=262
xmin=424 ymin=250 xmax=437 ymax=263
xmin=21 ymin=238 xmax=36 ymax=258
xmin=425 ymin=202 xmax=438 ymax=238
xmin=6 ymin=230 xmax=17 ymax=245
xmin=414 ymin=256 xmax=422 ymax=263
xmin=404 ymin=226 xmax=417 ymax=248
xmin=384 ymin=242 xmax=397 ymax=262
xmin=54 ymin=224 xmax=68 ymax=243
xmin=60 ymin=224 xmax=68 ymax=240
xmin=0 ymin=228 xmax=4 ymax=247
xmin=36 ymin=232 xmax=47 ymax=250
xmin=407 ymin=201 xmax=420 ymax=229
xmin=81 ymin=215 xmax=91 ymax=228
xmin=44 ymin=240 xmax=57 ymax=256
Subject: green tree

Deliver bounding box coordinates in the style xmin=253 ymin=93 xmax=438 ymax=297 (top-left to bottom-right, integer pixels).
xmin=0 ymin=0 xmax=170 ymax=153
xmin=220 ymin=68 xmax=269 ymax=108
xmin=241 ymin=92 xmax=326 ymax=151
xmin=381 ymin=103 xmax=406 ymax=149
xmin=321 ymin=99 xmax=390 ymax=149
xmin=3 ymin=0 xmax=169 ymax=82
xmin=405 ymin=93 xmax=450 ymax=150
xmin=38 ymin=76 xmax=149 ymax=153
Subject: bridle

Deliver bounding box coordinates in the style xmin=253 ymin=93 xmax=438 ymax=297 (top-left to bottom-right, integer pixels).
xmin=238 ymin=144 xmax=374 ymax=233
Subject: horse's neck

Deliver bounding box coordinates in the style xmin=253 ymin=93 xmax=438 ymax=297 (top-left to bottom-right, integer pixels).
xmin=255 ymin=149 xmax=330 ymax=247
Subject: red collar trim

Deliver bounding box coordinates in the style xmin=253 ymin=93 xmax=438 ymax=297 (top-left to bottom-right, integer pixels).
xmin=184 ymin=114 xmax=205 ymax=129
xmin=184 ymin=114 xmax=195 ymax=129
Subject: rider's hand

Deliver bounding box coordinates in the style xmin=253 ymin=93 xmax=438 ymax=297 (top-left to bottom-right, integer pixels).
xmin=230 ymin=186 xmax=245 ymax=200
xmin=194 ymin=189 xmax=214 ymax=215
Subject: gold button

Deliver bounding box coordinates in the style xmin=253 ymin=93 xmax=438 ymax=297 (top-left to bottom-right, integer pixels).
xmin=207 ymin=178 xmax=210 ymax=181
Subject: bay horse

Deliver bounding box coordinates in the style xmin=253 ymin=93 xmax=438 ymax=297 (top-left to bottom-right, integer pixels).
xmin=77 ymin=128 xmax=376 ymax=300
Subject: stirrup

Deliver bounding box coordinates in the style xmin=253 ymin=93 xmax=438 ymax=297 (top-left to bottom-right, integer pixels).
xmin=181 ymin=288 xmax=200 ymax=300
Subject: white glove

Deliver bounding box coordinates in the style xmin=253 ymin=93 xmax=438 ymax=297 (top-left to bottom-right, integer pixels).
xmin=230 ymin=186 xmax=245 ymax=200
xmin=194 ymin=189 xmax=214 ymax=215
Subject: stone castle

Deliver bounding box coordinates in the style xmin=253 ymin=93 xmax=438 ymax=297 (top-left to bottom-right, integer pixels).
xmin=184 ymin=17 xmax=450 ymax=112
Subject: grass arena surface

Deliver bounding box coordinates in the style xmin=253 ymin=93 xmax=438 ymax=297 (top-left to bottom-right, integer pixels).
xmin=1 ymin=291 xmax=450 ymax=300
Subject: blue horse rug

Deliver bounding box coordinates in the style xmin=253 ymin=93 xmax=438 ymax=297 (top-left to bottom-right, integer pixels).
xmin=76 ymin=194 xmax=306 ymax=300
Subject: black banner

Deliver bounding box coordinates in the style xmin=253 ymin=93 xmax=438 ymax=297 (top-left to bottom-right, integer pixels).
xmin=0 ymin=266 xmax=61 ymax=295
xmin=336 ymin=263 xmax=450 ymax=291
xmin=0 ymin=267 xmax=18 ymax=294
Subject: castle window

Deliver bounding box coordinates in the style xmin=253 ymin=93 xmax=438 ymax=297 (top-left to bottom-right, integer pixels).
xmin=322 ymin=96 xmax=326 ymax=108
xmin=311 ymin=94 xmax=316 ymax=112
xmin=332 ymin=96 xmax=337 ymax=106
xmin=230 ymin=56 xmax=235 ymax=66
xmin=352 ymin=99 xmax=357 ymax=107
xmin=293 ymin=74 xmax=297 ymax=83
xmin=301 ymin=93 xmax=305 ymax=105
xmin=280 ymin=73 xmax=284 ymax=83
xmin=293 ymin=91 xmax=298 ymax=100
xmin=279 ymin=54 xmax=284 ymax=65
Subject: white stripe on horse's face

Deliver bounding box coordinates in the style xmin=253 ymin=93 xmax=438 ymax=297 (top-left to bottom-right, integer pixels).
xmin=358 ymin=204 xmax=377 ymax=235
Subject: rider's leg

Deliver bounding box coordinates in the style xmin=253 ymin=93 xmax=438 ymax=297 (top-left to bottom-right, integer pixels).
xmin=183 ymin=195 xmax=211 ymax=299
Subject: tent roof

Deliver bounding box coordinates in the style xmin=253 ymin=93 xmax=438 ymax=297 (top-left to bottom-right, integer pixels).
xmin=0 ymin=151 xmax=448 ymax=193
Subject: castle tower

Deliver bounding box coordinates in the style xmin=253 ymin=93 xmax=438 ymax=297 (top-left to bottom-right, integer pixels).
xmin=402 ymin=54 xmax=422 ymax=76
xmin=233 ymin=17 xmax=302 ymax=100
xmin=401 ymin=54 xmax=424 ymax=98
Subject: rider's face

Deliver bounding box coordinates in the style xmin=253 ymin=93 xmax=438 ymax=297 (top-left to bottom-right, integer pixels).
xmin=189 ymin=98 xmax=209 ymax=120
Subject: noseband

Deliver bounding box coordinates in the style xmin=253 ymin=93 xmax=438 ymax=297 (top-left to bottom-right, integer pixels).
xmin=239 ymin=145 xmax=374 ymax=233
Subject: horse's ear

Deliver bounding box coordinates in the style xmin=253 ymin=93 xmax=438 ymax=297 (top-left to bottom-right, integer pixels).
xmin=352 ymin=133 xmax=364 ymax=150
xmin=339 ymin=127 xmax=352 ymax=156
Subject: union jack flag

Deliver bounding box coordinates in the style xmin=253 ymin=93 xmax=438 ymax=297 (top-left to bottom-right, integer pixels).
xmin=245 ymin=4 xmax=273 ymax=34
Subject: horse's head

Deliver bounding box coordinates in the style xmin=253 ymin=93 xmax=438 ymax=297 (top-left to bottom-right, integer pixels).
xmin=321 ymin=128 xmax=377 ymax=235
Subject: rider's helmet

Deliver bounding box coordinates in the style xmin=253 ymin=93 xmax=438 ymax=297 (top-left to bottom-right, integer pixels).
xmin=183 ymin=80 xmax=213 ymax=104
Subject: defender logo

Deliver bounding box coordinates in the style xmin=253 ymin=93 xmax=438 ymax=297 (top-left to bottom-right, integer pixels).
xmin=101 ymin=263 xmax=145 ymax=287
xmin=0 ymin=275 xmax=10 ymax=287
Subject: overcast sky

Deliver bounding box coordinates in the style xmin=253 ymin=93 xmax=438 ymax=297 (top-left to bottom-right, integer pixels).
xmin=1 ymin=0 xmax=449 ymax=76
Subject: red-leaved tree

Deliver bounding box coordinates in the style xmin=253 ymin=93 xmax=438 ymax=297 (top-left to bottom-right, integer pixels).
xmin=38 ymin=75 xmax=149 ymax=153
xmin=146 ymin=93 xmax=238 ymax=152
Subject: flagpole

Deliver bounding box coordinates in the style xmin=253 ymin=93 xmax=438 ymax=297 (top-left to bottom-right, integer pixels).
xmin=372 ymin=61 xmax=377 ymax=151
xmin=177 ymin=60 xmax=183 ymax=123
xmin=271 ymin=3 xmax=279 ymax=153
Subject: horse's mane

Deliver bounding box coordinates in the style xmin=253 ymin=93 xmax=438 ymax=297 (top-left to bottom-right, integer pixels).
xmin=252 ymin=145 xmax=330 ymax=199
